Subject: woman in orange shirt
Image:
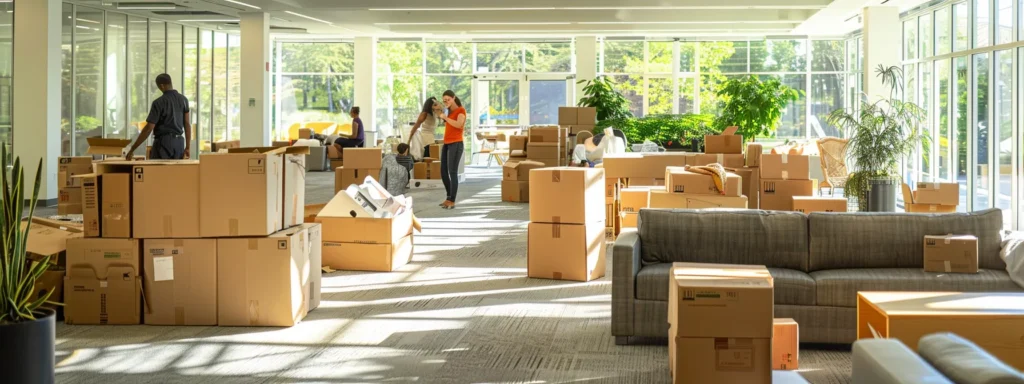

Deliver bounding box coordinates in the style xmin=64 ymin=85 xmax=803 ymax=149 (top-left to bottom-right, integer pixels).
xmin=436 ymin=90 xmax=466 ymax=209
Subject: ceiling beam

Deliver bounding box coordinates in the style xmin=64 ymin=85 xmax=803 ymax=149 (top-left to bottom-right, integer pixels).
xmin=384 ymin=22 xmax=802 ymax=33
xmin=366 ymin=9 xmax=815 ymax=24
xmin=292 ymin=0 xmax=833 ymax=10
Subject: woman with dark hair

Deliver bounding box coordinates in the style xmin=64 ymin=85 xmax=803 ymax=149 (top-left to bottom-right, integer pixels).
xmin=409 ymin=97 xmax=442 ymax=157
xmin=436 ymin=90 xmax=466 ymax=209
xmin=332 ymin=107 xmax=365 ymax=152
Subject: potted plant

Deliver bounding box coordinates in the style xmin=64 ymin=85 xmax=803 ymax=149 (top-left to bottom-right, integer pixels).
xmin=712 ymin=75 xmax=801 ymax=142
xmin=827 ymin=65 xmax=929 ymax=212
xmin=0 ymin=143 xmax=56 ymax=383
xmin=577 ymin=77 xmax=633 ymax=123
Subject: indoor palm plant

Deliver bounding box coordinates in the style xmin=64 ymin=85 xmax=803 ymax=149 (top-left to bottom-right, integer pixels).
xmin=577 ymin=76 xmax=633 ymax=123
xmin=713 ymin=75 xmax=800 ymax=142
xmin=827 ymin=65 xmax=929 ymax=211
xmin=0 ymin=143 xmax=56 ymax=383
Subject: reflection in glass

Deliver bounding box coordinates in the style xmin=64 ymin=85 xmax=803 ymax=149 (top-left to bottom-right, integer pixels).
xmin=973 ymin=53 xmax=990 ymax=210
xmin=529 ymin=80 xmax=567 ymax=125
xmin=993 ymin=50 xmax=1012 ymax=227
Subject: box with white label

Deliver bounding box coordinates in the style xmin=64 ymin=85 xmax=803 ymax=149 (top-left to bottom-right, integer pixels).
xmin=142 ymin=239 xmax=218 ymax=325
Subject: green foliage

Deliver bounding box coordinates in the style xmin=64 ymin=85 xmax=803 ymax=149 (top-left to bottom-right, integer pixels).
xmin=76 ymin=116 xmax=102 ymax=132
xmin=713 ymin=75 xmax=801 ymax=141
xmin=827 ymin=65 xmax=930 ymax=211
xmin=598 ymin=114 xmax=716 ymax=146
xmin=0 ymin=144 xmax=50 ymax=323
xmin=576 ymin=77 xmax=633 ymax=122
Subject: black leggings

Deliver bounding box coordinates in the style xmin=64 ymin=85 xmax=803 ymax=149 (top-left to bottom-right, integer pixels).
xmin=440 ymin=142 xmax=464 ymax=202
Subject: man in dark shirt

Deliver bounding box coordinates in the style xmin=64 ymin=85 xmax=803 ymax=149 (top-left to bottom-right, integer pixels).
xmin=127 ymin=73 xmax=191 ymax=160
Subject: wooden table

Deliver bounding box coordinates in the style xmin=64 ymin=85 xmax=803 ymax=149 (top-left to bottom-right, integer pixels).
xmin=857 ymin=291 xmax=1024 ymax=370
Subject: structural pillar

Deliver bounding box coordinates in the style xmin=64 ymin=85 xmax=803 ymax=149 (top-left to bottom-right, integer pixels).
xmin=575 ymin=36 xmax=598 ymax=105
xmin=13 ymin=0 xmax=62 ymax=204
xmin=862 ymin=6 xmax=902 ymax=101
xmin=354 ymin=37 xmax=377 ymax=141
xmin=240 ymin=12 xmax=271 ymax=147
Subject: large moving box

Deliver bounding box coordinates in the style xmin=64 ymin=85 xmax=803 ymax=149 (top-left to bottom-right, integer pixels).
xmin=501 ymin=181 xmax=530 ymax=203
xmin=302 ymin=223 xmax=323 ymax=311
xmin=602 ymin=153 xmax=689 ymax=179
xmin=22 ymin=217 xmax=83 ymax=266
xmin=760 ymin=154 xmax=811 ymax=180
xmin=704 ymin=126 xmax=743 ymax=154
xmin=686 ymin=153 xmax=746 ymax=169
xmin=142 ymin=239 xmax=217 ymax=325
xmin=316 ymin=193 xmax=415 ymax=272
xmin=649 ymin=191 xmax=748 ymax=209
xmin=78 ymin=173 xmax=132 ymax=238
xmin=664 ymin=167 xmax=742 ymax=196
xmin=619 ymin=187 xmax=651 ymax=213
xmin=761 ymin=179 xmax=816 ymax=211
xmin=527 ymin=222 xmax=606 ymax=282
xmin=903 ymin=183 xmax=959 ymax=213
xmin=529 ymin=168 xmax=605 ymax=224
xmin=323 ymin=235 xmax=413 ymax=272
xmin=342 ymin=147 xmax=382 ymax=169
xmin=64 ymin=238 xmax=142 ymax=325
xmin=226 ymin=147 xmax=309 ymax=229
xmin=217 ymin=226 xmax=312 ymax=327
xmin=923 ymin=234 xmax=979 ymax=273
xmin=58 ymin=157 xmax=93 ymax=187
xmin=132 ymin=162 xmax=200 ymax=238
xmin=792 ymin=196 xmax=847 ymax=214
xmin=503 ymin=160 xmax=544 ymax=181
xmin=200 ymin=149 xmax=283 ymax=237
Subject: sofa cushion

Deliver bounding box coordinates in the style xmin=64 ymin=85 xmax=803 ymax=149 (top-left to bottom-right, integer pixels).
xmin=635 ymin=263 xmax=816 ymax=305
xmin=638 ymin=209 xmax=809 ymax=271
xmin=808 ymin=209 xmax=1005 ymax=271
xmin=918 ymin=332 xmax=1024 ymax=384
xmin=812 ymin=268 xmax=1023 ymax=307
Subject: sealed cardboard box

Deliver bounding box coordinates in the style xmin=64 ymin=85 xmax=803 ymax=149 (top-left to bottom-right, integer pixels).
xmin=558 ymin=107 xmax=578 ymax=125
xmin=914 ymin=182 xmax=959 ymax=205
xmin=527 ymin=142 xmax=561 ymax=159
xmin=58 ymin=187 xmax=82 ymax=215
xmin=527 ymin=222 xmax=606 ymax=282
xmin=502 ymin=180 xmax=530 ymax=203
xmin=302 ymin=223 xmax=323 ymax=311
xmin=773 ymin=318 xmax=800 ymax=370
xmin=665 ymin=167 xmax=742 ymax=196
xmin=200 ymin=149 xmax=283 ymax=237
xmin=621 ymin=212 xmax=638 ymax=229
xmin=298 ymin=128 xmax=313 ymax=139
xmin=58 ymin=157 xmax=93 ymax=187
xmin=79 ymin=175 xmax=99 ymax=237
xmin=64 ymin=238 xmax=141 ymax=325
xmin=509 ymin=135 xmax=528 ymax=152
xmin=428 ymin=162 xmax=442 ymax=179
xmin=760 ymin=154 xmax=811 ymax=180
xmin=427 ymin=144 xmax=442 ymax=159
xmin=316 ymin=193 xmax=414 ymax=245
xmin=704 ymin=126 xmax=743 ymax=154
xmin=577 ymin=107 xmax=597 ymax=124
xmin=746 ymin=143 xmax=763 ymax=167
xmin=602 ymin=153 xmax=689 ymax=179
xmin=649 ymin=191 xmax=748 ymax=209
xmin=132 ymin=162 xmax=200 ymax=238
xmin=329 ymin=159 xmax=344 ymax=170
xmin=728 ymin=167 xmax=760 ymax=210
xmin=529 ymin=168 xmax=606 ymax=225
xmin=923 ymin=235 xmax=979 ymax=273
xmin=686 ymin=153 xmax=745 ymax=169
xmin=413 ymin=163 xmax=427 ymax=180
xmin=22 ymin=218 xmax=83 ymax=266
xmin=101 ymin=173 xmax=132 ymax=238
xmin=792 ymin=196 xmax=847 ymax=214
xmin=761 ymin=179 xmax=816 ymax=211
xmin=503 ymin=160 xmax=544 ymax=181
xmin=142 ymin=239 xmax=217 ymax=326
xmin=342 ymin=147 xmax=383 ymax=169
xmin=619 ymin=187 xmax=650 ymax=213
xmin=323 ymin=234 xmax=413 ymax=272
xmin=529 ymin=126 xmax=563 ymax=143
xmin=217 ymin=226 xmax=311 ymax=327
xmin=335 ymin=167 xmax=381 ymax=193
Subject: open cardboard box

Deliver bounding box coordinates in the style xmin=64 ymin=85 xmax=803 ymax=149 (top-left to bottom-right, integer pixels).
xmin=902 ymin=183 xmax=957 ymax=213
xmin=86 ymin=137 xmax=132 ymax=157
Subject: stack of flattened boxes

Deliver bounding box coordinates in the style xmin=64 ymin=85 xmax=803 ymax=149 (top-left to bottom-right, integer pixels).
xmin=528 ymin=167 xmax=606 ymax=281
xmin=527 ymin=126 xmax=568 ymax=167
xmin=759 ymin=153 xmax=815 ymax=211
xmin=335 ymin=147 xmax=383 ymax=192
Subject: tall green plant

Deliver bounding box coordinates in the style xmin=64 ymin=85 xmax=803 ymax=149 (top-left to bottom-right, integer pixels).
xmin=598 ymin=113 xmax=715 ymax=146
xmin=827 ymin=65 xmax=930 ymax=211
xmin=712 ymin=75 xmax=800 ymax=141
xmin=0 ymin=144 xmax=49 ymax=323
xmin=576 ymin=77 xmax=633 ymax=122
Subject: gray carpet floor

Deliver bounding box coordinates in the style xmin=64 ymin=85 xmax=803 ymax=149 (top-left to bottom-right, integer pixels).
xmin=52 ymin=167 xmax=853 ymax=384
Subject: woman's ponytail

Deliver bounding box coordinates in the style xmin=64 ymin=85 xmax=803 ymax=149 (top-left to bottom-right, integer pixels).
xmin=454 ymin=96 xmax=463 ymax=107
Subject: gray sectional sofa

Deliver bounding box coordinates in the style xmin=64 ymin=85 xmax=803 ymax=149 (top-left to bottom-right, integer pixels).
xmin=612 ymin=208 xmax=1024 ymax=345
xmin=853 ymin=333 xmax=1024 ymax=383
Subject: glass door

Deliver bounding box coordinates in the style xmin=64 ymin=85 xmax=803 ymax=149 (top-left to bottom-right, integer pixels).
xmin=472 ymin=75 xmax=521 ymax=165
xmin=527 ymin=76 xmax=571 ymax=125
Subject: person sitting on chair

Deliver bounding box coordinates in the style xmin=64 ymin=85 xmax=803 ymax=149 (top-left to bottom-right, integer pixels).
xmin=332 ymin=107 xmax=365 ymax=153
xmin=571 ymin=128 xmax=619 ymax=167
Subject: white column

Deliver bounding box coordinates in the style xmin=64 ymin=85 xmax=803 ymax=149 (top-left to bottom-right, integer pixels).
xmin=13 ymin=0 xmax=62 ymax=203
xmin=575 ymin=36 xmax=598 ymax=105
xmin=239 ymin=12 xmax=270 ymax=147
xmin=862 ymin=6 xmax=901 ymax=101
xmin=354 ymin=36 xmax=377 ymax=142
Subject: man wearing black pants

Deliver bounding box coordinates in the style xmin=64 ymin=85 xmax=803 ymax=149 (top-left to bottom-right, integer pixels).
xmin=128 ymin=74 xmax=191 ymax=160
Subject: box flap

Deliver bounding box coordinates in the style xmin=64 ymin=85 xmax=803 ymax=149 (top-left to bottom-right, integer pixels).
xmin=86 ymin=138 xmax=132 ymax=156
xmin=226 ymin=147 xmax=288 ymax=155
xmin=21 ymin=218 xmax=84 ymax=257
xmin=723 ymin=126 xmax=738 ymax=135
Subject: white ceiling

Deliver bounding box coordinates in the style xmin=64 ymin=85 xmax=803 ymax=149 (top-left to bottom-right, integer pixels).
xmin=68 ymin=0 xmax=938 ymax=38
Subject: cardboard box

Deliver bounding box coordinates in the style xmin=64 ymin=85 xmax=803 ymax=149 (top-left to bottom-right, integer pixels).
xmin=602 ymin=153 xmax=689 ymax=179
xmin=427 ymin=144 xmax=442 ymax=159
xmin=558 ymin=107 xmax=578 ymax=125
xmin=527 ymin=222 xmax=606 ymax=282
xmin=304 ymin=203 xmax=326 ymax=224
xmin=621 ymin=212 xmax=638 ymax=229
xmin=619 ymin=187 xmax=650 ymax=213
xmin=57 ymin=187 xmax=82 ymax=215
xmin=86 ymin=137 xmax=132 ymax=157
xmin=728 ymin=167 xmax=760 ymax=210
xmin=606 ymin=197 xmax=618 ymax=226
xmin=300 ymin=223 xmax=322 ymax=311
xmin=923 ymin=235 xmax=979 ymax=273
xmin=577 ymin=107 xmax=597 ymax=124
xmin=413 ymin=163 xmax=426 ymax=180
xmin=649 ymin=191 xmax=748 ymax=209
xmin=217 ymin=226 xmax=311 ymax=327
xmin=58 ymin=157 xmax=93 ymax=187
xmin=199 ymin=149 xmax=283 ymax=237
xmin=503 ymin=160 xmax=544 ymax=181
xmin=628 ymin=178 xmax=665 ymax=187
xmin=272 ymin=141 xmax=292 ymax=148
xmin=529 ymin=126 xmax=563 ymax=143
xmin=327 ymin=145 xmax=342 ymax=159
xmin=316 ymin=193 xmax=414 ymax=245
xmin=298 ymin=128 xmax=313 ymax=139
xmin=502 ymin=180 xmax=530 ymax=203
xmin=79 ymin=175 xmax=99 ymax=237
xmin=335 ymin=167 xmax=381 ymax=193
xmin=773 ymin=318 xmax=799 ymax=370
xmin=342 ymin=147 xmax=383 ymax=169
xmin=33 ymin=265 xmax=64 ymax=313
xmin=530 ymin=158 xmax=561 ymax=168
xmin=527 ymin=142 xmax=561 ymax=159
xmin=760 ymin=179 xmax=816 ymax=211
xmin=323 ymin=234 xmax=413 ymax=272
xmin=509 ymin=135 xmax=528 ymax=152
xmin=704 ymin=127 xmax=743 ymax=154
xmin=746 ymin=143 xmax=763 ymax=167
xmin=529 ymin=168 xmax=606 ymax=225
xmin=428 ymin=162 xmax=441 ymax=179
xmin=569 ymin=125 xmax=595 ymax=135
xmin=687 ymin=153 xmax=746 ymax=169
xmin=665 ymin=167 xmax=742 ymax=196
xmin=913 ymin=182 xmax=960 ymax=205
xmin=761 ymin=154 xmax=811 ymax=180
xmin=673 ymin=337 xmax=772 ymax=384
xmin=329 ymin=159 xmax=344 ymax=170
xmin=606 ymin=178 xmax=621 ymax=200
xmin=64 ymin=238 xmax=141 ymax=325
xmin=132 ymin=162 xmax=200 ymax=238
xmin=100 ymin=173 xmax=132 ymax=238
xmin=142 ymin=239 xmax=217 ymax=326
xmin=792 ymin=196 xmax=847 ymax=213
xmin=22 ymin=218 xmax=83 ymax=266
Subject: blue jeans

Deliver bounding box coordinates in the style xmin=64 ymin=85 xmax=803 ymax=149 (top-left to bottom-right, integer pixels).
xmin=440 ymin=142 xmax=464 ymax=202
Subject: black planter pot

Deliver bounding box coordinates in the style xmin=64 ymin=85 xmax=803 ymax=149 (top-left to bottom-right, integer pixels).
xmin=690 ymin=138 xmax=704 ymax=152
xmin=662 ymin=140 xmax=687 ymax=150
xmin=0 ymin=309 xmax=56 ymax=384
xmin=866 ymin=178 xmax=899 ymax=212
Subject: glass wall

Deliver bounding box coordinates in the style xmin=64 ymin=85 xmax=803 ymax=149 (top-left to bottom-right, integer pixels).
xmin=272 ymin=41 xmax=355 ymax=141
xmin=60 ymin=4 xmax=239 ymax=157
xmin=0 ymin=1 xmax=13 ymax=148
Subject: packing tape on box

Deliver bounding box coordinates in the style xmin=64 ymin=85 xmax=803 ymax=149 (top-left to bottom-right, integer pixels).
xmin=781 ymin=171 xmax=789 ymax=180
xmin=944 ymin=260 xmax=952 ymax=272
xmin=229 ymin=219 xmax=239 ymax=236
xmin=163 ymin=216 xmax=173 ymax=237
xmin=944 ymin=234 xmax=952 ymax=244
xmin=781 ymin=154 xmax=789 ymax=164
xmin=716 ymin=154 xmax=724 ymax=164
xmin=248 ymin=239 xmax=259 ymax=250
xmin=551 ymin=224 xmax=562 ymax=239
xmin=551 ymin=169 xmax=561 ymax=182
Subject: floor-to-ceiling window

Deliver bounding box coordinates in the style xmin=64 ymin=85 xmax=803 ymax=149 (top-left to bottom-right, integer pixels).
xmin=127 ymin=16 xmax=147 ymax=155
xmin=61 ymin=3 xmax=73 ymax=156
xmin=272 ymin=41 xmax=356 ymax=140
xmin=73 ymin=7 xmax=105 ymax=154
xmin=0 ymin=1 xmax=13 ymax=148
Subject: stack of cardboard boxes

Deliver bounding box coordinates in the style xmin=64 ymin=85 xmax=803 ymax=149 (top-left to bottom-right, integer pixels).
xmin=23 ymin=217 xmax=84 ymax=319
xmin=528 ymin=168 xmax=606 ymax=281
xmin=501 ymin=160 xmax=543 ymax=203
xmin=600 ymin=153 xmax=689 ymax=241
xmin=65 ymin=146 xmax=321 ymax=327
xmin=335 ymin=147 xmax=383 ymax=193
xmin=57 ymin=157 xmax=94 ymax=215
xmin=412 ymin=144 xmax=443 ymax=181
xmin=508 ymin=135 xmax=528 ymax=161
xmin=316 ymin=186 xmax=415 ymax=272
xmin=903 ymin=182 xmax=959 ymax=212
xmin=527 ymin=126 xmax=568 ymax=167
xmin=656 ymin=167 xmax=748 ymax=209
xmin=759 ymin=154 xmax=817 ymax=211
xmin=558 ymin=106 xmax=597 ymax=136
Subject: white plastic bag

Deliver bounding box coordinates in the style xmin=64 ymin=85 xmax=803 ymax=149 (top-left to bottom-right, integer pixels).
xmin=408 ymin=133 xmax=425 ymax=160
xmin=1002 ymin=231 xmax=1024 ymax=288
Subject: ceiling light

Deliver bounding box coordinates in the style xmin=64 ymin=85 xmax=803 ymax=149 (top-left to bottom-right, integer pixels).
xmin=178 ymin=19 xmax=240 ymax=22
xmin=224 ymin=0 xmax=261 ymax=10
xmin=76 ymin=18 xmax=101 ymax=24
xmin=284 ymin=11 xmax=332 ymax=25
xmin=377 ymin=22 xmax=572 ymax=26
xmin=116 ymin=5 xmax=177 ymax=10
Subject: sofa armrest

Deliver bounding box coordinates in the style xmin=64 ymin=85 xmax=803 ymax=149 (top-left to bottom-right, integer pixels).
xmin=852 ymin=339 xmax=952 ymax=384
xmin=1001 ymin=231 xmax=1024 ymax=289
xmin=918 ymin=333 xmax=1024 ymax=384
xmin=612 ymin=228 xmax=641 ymax=337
